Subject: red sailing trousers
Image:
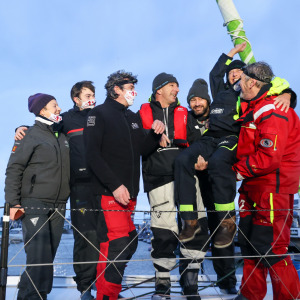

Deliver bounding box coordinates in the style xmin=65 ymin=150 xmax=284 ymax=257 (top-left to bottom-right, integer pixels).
xmin=96 ymin=195 xmax=137 ymax=300
xmin=238 ymin=191 xmax=300 ymax=299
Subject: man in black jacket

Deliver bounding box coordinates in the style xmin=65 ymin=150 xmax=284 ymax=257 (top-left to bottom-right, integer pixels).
xmin=140 ymin=73 xmax=209 ymax=300
xmin=84 ymin=70 xmax=164 ymax=300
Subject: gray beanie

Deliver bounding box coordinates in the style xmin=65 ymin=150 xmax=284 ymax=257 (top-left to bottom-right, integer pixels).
xmin=187 ymin=79 xmax=211 ymax=105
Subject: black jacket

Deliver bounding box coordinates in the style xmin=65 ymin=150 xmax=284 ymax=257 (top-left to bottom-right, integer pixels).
xmin=187 ymin=111 xmax=209 ymax=145
xmin=84 ymin=97 xmax=161 ymax=198
xmin=207 ymin=53 xmax=241 ymax=137
xmin=207 ymin=53 xmax=297 ymax=138
xmin=60 ymin=106 xmax=92 ymax=184
xmin=140 ymin=96 xmax=189 ymax=192
xmin=5 ymin=118 xmax=70 ymax=206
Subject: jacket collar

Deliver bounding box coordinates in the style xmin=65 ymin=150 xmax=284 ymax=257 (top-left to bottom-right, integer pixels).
xmin=104 ymin=97 xmax=127 ymax=111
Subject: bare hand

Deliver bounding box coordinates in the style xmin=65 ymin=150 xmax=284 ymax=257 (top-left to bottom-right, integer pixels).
xmin=194 ymin=155 xmax=208 ymax=171
xmin=228 ymin=41 xmax=247 ymax=57
xmin=15 ymin=127 xmax=28 ymax=141
xmin=112 ymin=185 xmax=130 ymax=206
xmin=274 ymin=93 xmax=291 ymax=113
xmin=152 ymin=120 xmax=165 ymax=134
xmin=10 ymin=205 xmax=25 ymax=220
xmin=159 ymin=133 xmax=170 ymax=148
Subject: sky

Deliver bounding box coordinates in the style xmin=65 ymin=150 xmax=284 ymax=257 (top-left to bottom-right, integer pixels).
xmin=1 ymin=0 xmax=299 ymax=220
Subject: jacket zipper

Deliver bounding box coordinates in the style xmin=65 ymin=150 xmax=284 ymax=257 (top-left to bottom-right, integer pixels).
xmin=124 ymin=111 xmax=135 ymax=198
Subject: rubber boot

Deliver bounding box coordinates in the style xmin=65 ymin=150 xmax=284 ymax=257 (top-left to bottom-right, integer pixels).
xmin=180 ymin=269 xmax=201 ymax=300
xmin=214 ymin=216 xmax=236 ymax=249
xmin=152 ymin=277 xmax=171 ymax=299
xmin=179 ymin=220 xmax=201 ymax=243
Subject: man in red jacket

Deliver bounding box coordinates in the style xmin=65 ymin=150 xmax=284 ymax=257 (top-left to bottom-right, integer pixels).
xmin=232 ymin=62 xmax=300 ymax=300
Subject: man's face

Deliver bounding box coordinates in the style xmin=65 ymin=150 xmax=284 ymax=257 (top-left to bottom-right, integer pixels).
xmin=239 ymin=73 xmax=253 ymax=100
xmin=118 ymin=83 xmax=137 ymax=107
xmin=189 ymin=97 xmax=209 ymax=116
xmin=228 ymin=68 xmax=243 ymax=85
xmin=158 ymin=82 xmax=179 ymax=106
xmin=75 ymin=87 xmax=95 ymax=110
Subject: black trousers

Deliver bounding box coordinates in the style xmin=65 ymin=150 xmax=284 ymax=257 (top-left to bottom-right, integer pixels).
xmin=70 ymin=183 xmax=99 ymax=293
xmin=198 ymin=170 xmax=237 ymax=289
xmin=174 ymin=135 xmax=238 ymax=220
xmin=17 ymin=202 xmax=65 ymax=300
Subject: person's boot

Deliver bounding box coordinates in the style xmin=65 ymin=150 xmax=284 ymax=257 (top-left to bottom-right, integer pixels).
xmin=180 ymin=269 xmax=201 ymax=300
xmin=152 ymin=277 xmax=171 ymax=300
xmin=214 ymin=216 xmax=236 ymax=248
xmin=178 ymin=220 xmax=201 ymax=243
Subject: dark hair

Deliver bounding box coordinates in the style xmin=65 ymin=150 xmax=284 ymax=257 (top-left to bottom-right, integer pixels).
xmin=105 ymin=70 xmax=138 ymax=99
xmin=243 ymin=62 xmax=274 ymax=88
xmin=70 ymin=81 xmax=95 ymax=102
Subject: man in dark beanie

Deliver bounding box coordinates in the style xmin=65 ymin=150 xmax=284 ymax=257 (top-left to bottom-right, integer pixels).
xmin=139 ymin=73 xmax=210 ymax=300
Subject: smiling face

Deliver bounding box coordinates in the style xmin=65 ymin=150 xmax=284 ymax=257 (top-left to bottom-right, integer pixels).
xmin=189 ymin=97 xmax=209 ymax=116
xmin=156 ymin=82 xmax=179 ymax=108
xmin=228 ymin=68 xmax=244 ymax=85
xmin=40 ymin=99 xmax=61 ymax=117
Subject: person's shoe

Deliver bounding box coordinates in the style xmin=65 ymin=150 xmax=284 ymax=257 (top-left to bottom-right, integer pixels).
xmin=219 ymin=287 xmax=238 ymax=294
xmin=214 ymin=216 xmax=236 ymax=248
xmin=81 ymin=290 xmax=94 ymax=300
xmin=179 ymin=220 xmax=201 ymax=243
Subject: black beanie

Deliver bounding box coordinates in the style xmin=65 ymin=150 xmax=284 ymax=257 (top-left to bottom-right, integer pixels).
xmin=225 ymin=60 xmax=246 ymax=82
xmin=28 ymin=93 xmax=56 ymax=116
xmin=152 ymin=72 xmax=179 ymax=94
xmin=187 ymin=79 xmax=211 ymax=106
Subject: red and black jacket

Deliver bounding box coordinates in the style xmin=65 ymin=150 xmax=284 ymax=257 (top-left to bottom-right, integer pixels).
xmin=139 ymin=96 xmax=188 ymax=192
xmin=233 ymin=85 xmax=300 ymax=194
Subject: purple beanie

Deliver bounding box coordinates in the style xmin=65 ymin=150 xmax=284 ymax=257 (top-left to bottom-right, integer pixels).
xmin=28 ymin=93 xmax=56 ymax=115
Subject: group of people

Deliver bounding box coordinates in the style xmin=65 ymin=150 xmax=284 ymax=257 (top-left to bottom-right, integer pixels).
xmin=5 ymin=42 xmax=300 ymax=300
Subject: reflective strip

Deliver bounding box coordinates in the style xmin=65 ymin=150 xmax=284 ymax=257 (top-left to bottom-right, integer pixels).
xmin=180 ymin=204 xmax=194 ymax=212
xmin=220 ymin=143 xmax=237 ymax=151
xmin=155 ymin=271 xmax=170 ymax=278
xmin=283 ymin=259 xmax=288 ymax=266
xmin=152 ymin=257 xmax=176 ymax=271
xmin=274 ymin=135 xmax=278 ymax=150
xmin=55 ymin=132 xmax=58 ymax=138
xmin=180 ymin=247 xmax=206 ymax=260
xmin=225 ymin=59 xmax=232 ymax=65
xmin=270 ymin=193 xmax=274 ymax=224
xmin=214 ymin=202 xmax=235 ymax=211
xmin=253 ymin=104 xmax=275 ymax=121
xmin=253 ymin=202 xmax=257 ymax=207
xmin=233 ymin=97 xmax=241 ymax=120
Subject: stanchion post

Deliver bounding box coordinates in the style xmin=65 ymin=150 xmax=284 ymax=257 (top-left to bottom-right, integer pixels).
xmin=0 ymin=203 xmax=10 ymax=300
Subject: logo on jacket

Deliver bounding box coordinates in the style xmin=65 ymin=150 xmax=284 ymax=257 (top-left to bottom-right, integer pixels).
xmin=87 ymin=116 xmax=96 ymax=127
xmin=210 ymin=108 xmax=224 ymax=114
xmin=131 ymin=123 xmax=139 ymax=129
xmin=65 ymin=140 xmax=69 ymax=148
xmin=30 ymin=217 xmax=39 ymax=226
xmin=260 ymin=139 xmax=273 ymax=148
xmin=12 ymin=145 xmax=18 ymax=153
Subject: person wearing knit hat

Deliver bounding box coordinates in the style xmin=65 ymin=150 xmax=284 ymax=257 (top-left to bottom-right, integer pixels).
xmin=152 ymin=72 xmax=179 ymax=95
xmin=139 ymin=72 xmax=210 ymax=300
xmin=5 ymin=93 xmax=70 ymax=299
xmin=28 ymin=93 xmax=56 ymax=115
xmin=187 ymin=79 xmax=211 ymax=122
xmin=225 ymin=60 xmax=246 ymax=84
xmin=28 ymin=93 xmax=62 ymax=123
